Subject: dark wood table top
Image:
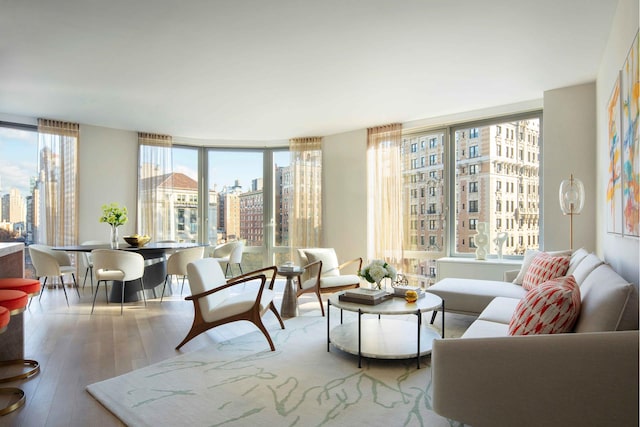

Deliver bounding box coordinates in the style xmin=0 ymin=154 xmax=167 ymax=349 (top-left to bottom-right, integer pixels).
xmin=52 ymin=242 xmax=208 ymax=252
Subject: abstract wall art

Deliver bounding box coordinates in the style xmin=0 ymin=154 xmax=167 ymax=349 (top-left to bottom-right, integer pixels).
xmin=621 ymin=32 xmax=639 ymax=237
xmin=607 ymin=73 xmax=623 ymax=235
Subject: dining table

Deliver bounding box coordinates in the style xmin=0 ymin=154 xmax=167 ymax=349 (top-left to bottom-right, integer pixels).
xmin=53 ymin=242 xmax=208 ymax=303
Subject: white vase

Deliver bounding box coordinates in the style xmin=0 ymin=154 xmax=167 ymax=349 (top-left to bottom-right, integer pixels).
xmin=475 ymin=222 xmax=489 ymax=260
xmin=110 ymin=225 xmax=119 ymax=249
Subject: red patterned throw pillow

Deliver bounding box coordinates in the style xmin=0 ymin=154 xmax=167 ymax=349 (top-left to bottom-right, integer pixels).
xmin=521 ymin=252 xmax=570 ymax=291
xmin=508 ymin=275 xmax=581 ymax=335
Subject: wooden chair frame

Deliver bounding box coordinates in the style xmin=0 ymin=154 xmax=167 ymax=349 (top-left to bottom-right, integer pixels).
xmin=176 ymin=265 xmax=285 ymax=351
xmin=296 ymin=257 xmax=363 ymax=316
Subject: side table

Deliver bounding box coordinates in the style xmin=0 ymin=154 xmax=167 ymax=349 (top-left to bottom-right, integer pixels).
xmin=278 ymin=266 xmax=304 ymax=318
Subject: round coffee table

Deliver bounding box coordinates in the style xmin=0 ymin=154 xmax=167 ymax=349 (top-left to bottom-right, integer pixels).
xmin=327 ymin=291 xmax=444 ymax=368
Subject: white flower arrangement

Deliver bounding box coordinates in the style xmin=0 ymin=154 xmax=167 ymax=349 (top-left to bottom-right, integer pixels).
xmin=358 ymin=259 xmax=397 ymax=287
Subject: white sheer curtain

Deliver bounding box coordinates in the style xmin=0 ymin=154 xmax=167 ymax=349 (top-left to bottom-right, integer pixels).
xmin=367 ymin=123 xmax=404 ymax=264
xmin=36 ymin=119 xmax=79 ymax=246
xmin=289 ymin=137 xmax=323 ymax=254
xmin=137 ymin=133 xmax=173 ymax=240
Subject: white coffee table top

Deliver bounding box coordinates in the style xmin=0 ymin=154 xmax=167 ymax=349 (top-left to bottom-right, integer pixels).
xmin=328 ymin=290 xmax=442 ymax=315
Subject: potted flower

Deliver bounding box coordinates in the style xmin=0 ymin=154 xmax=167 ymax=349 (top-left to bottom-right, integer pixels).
xmin=358 ymin=259 xmax=397 ymax=290
xmin=99 ymin=203 xmax=128 ymax=248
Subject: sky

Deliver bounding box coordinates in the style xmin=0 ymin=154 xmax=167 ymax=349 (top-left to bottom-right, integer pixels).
xmin=0 ymin=127 xmax=38 ymax=196
xmin=173 ymin=147 xmax=289 ymax=191
xmin=0 ymin=129 xmax=290 ymax=199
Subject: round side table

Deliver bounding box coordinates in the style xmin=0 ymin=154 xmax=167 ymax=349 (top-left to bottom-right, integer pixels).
xmin=277 ymin=266 xmax=304 ymax=318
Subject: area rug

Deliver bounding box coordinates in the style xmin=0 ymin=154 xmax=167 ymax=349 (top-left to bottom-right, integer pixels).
xmin=87 ymin=313 xmax=465 ymax=427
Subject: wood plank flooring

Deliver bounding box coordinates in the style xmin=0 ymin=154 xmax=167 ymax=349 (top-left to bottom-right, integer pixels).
xmin=0 ymin=279 xmax=470 ymax=426
xmin=0 ymin=278 xmax=303 ymax=427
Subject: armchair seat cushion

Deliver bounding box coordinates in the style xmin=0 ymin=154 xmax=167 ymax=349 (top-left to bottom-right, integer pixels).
xmin=301 ymin=274 xmax=360 ymax=290
xmin=203 ymin=289 xmax=276 ymax=323
xmin=94 ymin=269 xmax=126 ymax=281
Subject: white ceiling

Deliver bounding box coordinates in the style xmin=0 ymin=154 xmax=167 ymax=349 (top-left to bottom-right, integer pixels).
xmin=0 ymin=0 xmax=618 ymax=141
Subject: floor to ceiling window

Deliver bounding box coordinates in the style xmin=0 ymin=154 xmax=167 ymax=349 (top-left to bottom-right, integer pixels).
xmin=137 ymin=144 xmax=291 ymax=271
xmin=400 ymin=111 xmax=542 ymax=287
xmin=401 ymin=130 xmax=446 ymax=287
xmin=453 ymin=114 xmax=541 ymax=257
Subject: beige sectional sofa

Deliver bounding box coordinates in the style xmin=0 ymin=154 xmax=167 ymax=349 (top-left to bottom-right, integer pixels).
xmin=428 ymin=248 xmax=639 ymax=427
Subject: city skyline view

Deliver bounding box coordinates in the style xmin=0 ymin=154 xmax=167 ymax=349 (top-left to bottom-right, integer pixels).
xmin=0 ymin=127 xmax=277 ymax=201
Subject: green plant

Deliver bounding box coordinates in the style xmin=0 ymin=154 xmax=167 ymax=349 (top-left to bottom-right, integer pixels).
xmin=99 ymin=202 xmax=128 ymax=227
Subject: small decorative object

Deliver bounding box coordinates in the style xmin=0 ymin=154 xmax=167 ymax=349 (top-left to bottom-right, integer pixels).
xmin=559 ymin=174 xmax=584 ymax=250
xmin=494 ymin=232 xmax=508 ymax=259
xmin=99 ymin=202 xmax=128 ymax=249
xmin=474 ymin=222 xmax=489 ymax=260
xmin=123 ymin=234 xmax=151 ymax=247
xmin=404 ymin=289 xmax=418 ymax=303
xmin=358 ymin=259 xmax=397 ymax=290
xmin=393 ymin=273 xmax=409 ymax=287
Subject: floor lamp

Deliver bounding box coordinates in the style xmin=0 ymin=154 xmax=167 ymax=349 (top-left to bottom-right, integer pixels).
xmin=559 ymin=174 xmax=585 ymax=251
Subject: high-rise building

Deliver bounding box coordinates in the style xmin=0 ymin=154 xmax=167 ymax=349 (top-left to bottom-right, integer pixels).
xmin=402 ymin=119 xmax=540 ymax=287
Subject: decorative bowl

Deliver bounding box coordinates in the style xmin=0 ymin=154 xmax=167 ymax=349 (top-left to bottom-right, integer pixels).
xmin=123 ymin=235 xmax=151 ymax=247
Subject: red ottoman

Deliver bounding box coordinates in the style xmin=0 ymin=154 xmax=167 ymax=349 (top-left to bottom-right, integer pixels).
xmin=0 ymin=290 xmax=28 ymax=361
xmin=0 ymin=278 xmax=41 ymax=298
xmin=0 ymin=290 xmax=28 ymax=316
xmin=0 ymin=307 xmax=9 ymax=334
xmin=0 ymin=290 xmax=34 ymax=415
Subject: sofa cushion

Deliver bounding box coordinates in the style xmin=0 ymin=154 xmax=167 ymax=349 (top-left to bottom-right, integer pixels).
xmin=478 ymin=297 xmax=521 ymax=324
xmin=508 ymin=275 xmax=581 ymax=335
xmin=566 ymin=247 xmax=589 ymax=276
xmin=521 ymin=252 xmax=570 ymax=291
xmin=461 ymin=319 xmax=510 ymax=338
xmin=512 ymin=249 xmax=571 ymax=285
xmin=570 ymin=253 xmax=604 ymax=285
xmin=573 ymin=264 xmax=635 ymax=332
xmin=428 ymin=278 xmax=527 ymax=316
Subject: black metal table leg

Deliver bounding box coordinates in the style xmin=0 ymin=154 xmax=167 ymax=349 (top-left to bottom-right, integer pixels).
xmin=441 ymin=299 xmax=445 ymax=338
xmin=416 ymin=309 xmax=421 ymax=369
xmin=358 ymin=308 xmax=362 ymax=368
xmin=327 ymin=299 xmax=331 ymax=352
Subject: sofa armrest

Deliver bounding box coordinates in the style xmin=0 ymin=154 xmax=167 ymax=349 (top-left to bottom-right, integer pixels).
xmin=431 ymin=331 xmax=639 ymax=427
xmin=502 ymin=269 xmax=519 ymax=282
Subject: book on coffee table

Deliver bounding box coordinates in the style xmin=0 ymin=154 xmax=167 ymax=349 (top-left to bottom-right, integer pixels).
xmin=338 ymin=288 xmax=392 ymax=305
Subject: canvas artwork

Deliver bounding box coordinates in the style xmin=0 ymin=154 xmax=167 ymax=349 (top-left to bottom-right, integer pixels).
xmin=607 ymin=73 xmax=623 ymax=234
xmin=621 ymin=32 xmax=639 ymax=237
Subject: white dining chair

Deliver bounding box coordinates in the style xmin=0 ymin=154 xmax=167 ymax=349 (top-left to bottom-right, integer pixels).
xmin=91 ymin=249 xmax=146 ymax=315
xmin=160 ymin=246 xmax=205 ymax=302
xmin=211 ymin=240 xmax=244 ymax=277
xmin=29 ymin=244 xmax=80 ymax=306
xmin=80 ymin=240 xmax=107 ymax=291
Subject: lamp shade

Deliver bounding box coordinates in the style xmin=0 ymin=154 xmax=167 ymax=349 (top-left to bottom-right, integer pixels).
xmin=559 ymin=175 xmax=584 ymax=215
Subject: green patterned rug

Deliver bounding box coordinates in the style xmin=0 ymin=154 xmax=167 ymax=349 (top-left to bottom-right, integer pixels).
xmin=87 ymin=313 xmax=465 ymax=426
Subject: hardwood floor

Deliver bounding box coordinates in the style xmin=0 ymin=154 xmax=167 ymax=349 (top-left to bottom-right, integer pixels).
xmin=0 ymin=278 xmax=299 ymax=427
xmin=1 ymin=279 xmax=470 ymax=426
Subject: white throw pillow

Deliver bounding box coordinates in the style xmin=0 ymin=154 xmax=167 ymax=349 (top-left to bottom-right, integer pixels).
xmin=571 ymin=253 xmax=604 ymax=285
xmin=303 ymin=248 xmax=340 ymax=277
xmin=566 ymin=247 xmax=589 ymax=276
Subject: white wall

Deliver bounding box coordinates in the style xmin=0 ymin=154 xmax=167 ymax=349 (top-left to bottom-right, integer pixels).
xmin=322 ymin=129 xmax=368 ymax=264
xmin=542 ymin=83 xmax=597 ymax=252
xmin=596 ymin=0 xmax=639 ymax=286
xmin=78 ymin=125 xmax=138 ymax=242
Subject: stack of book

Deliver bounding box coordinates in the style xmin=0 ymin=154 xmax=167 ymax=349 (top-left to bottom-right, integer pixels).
xmin=338 ymin=288 xmax=392 ymax=305
xmin=392 ymin=285 xmax=425 ymax=299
